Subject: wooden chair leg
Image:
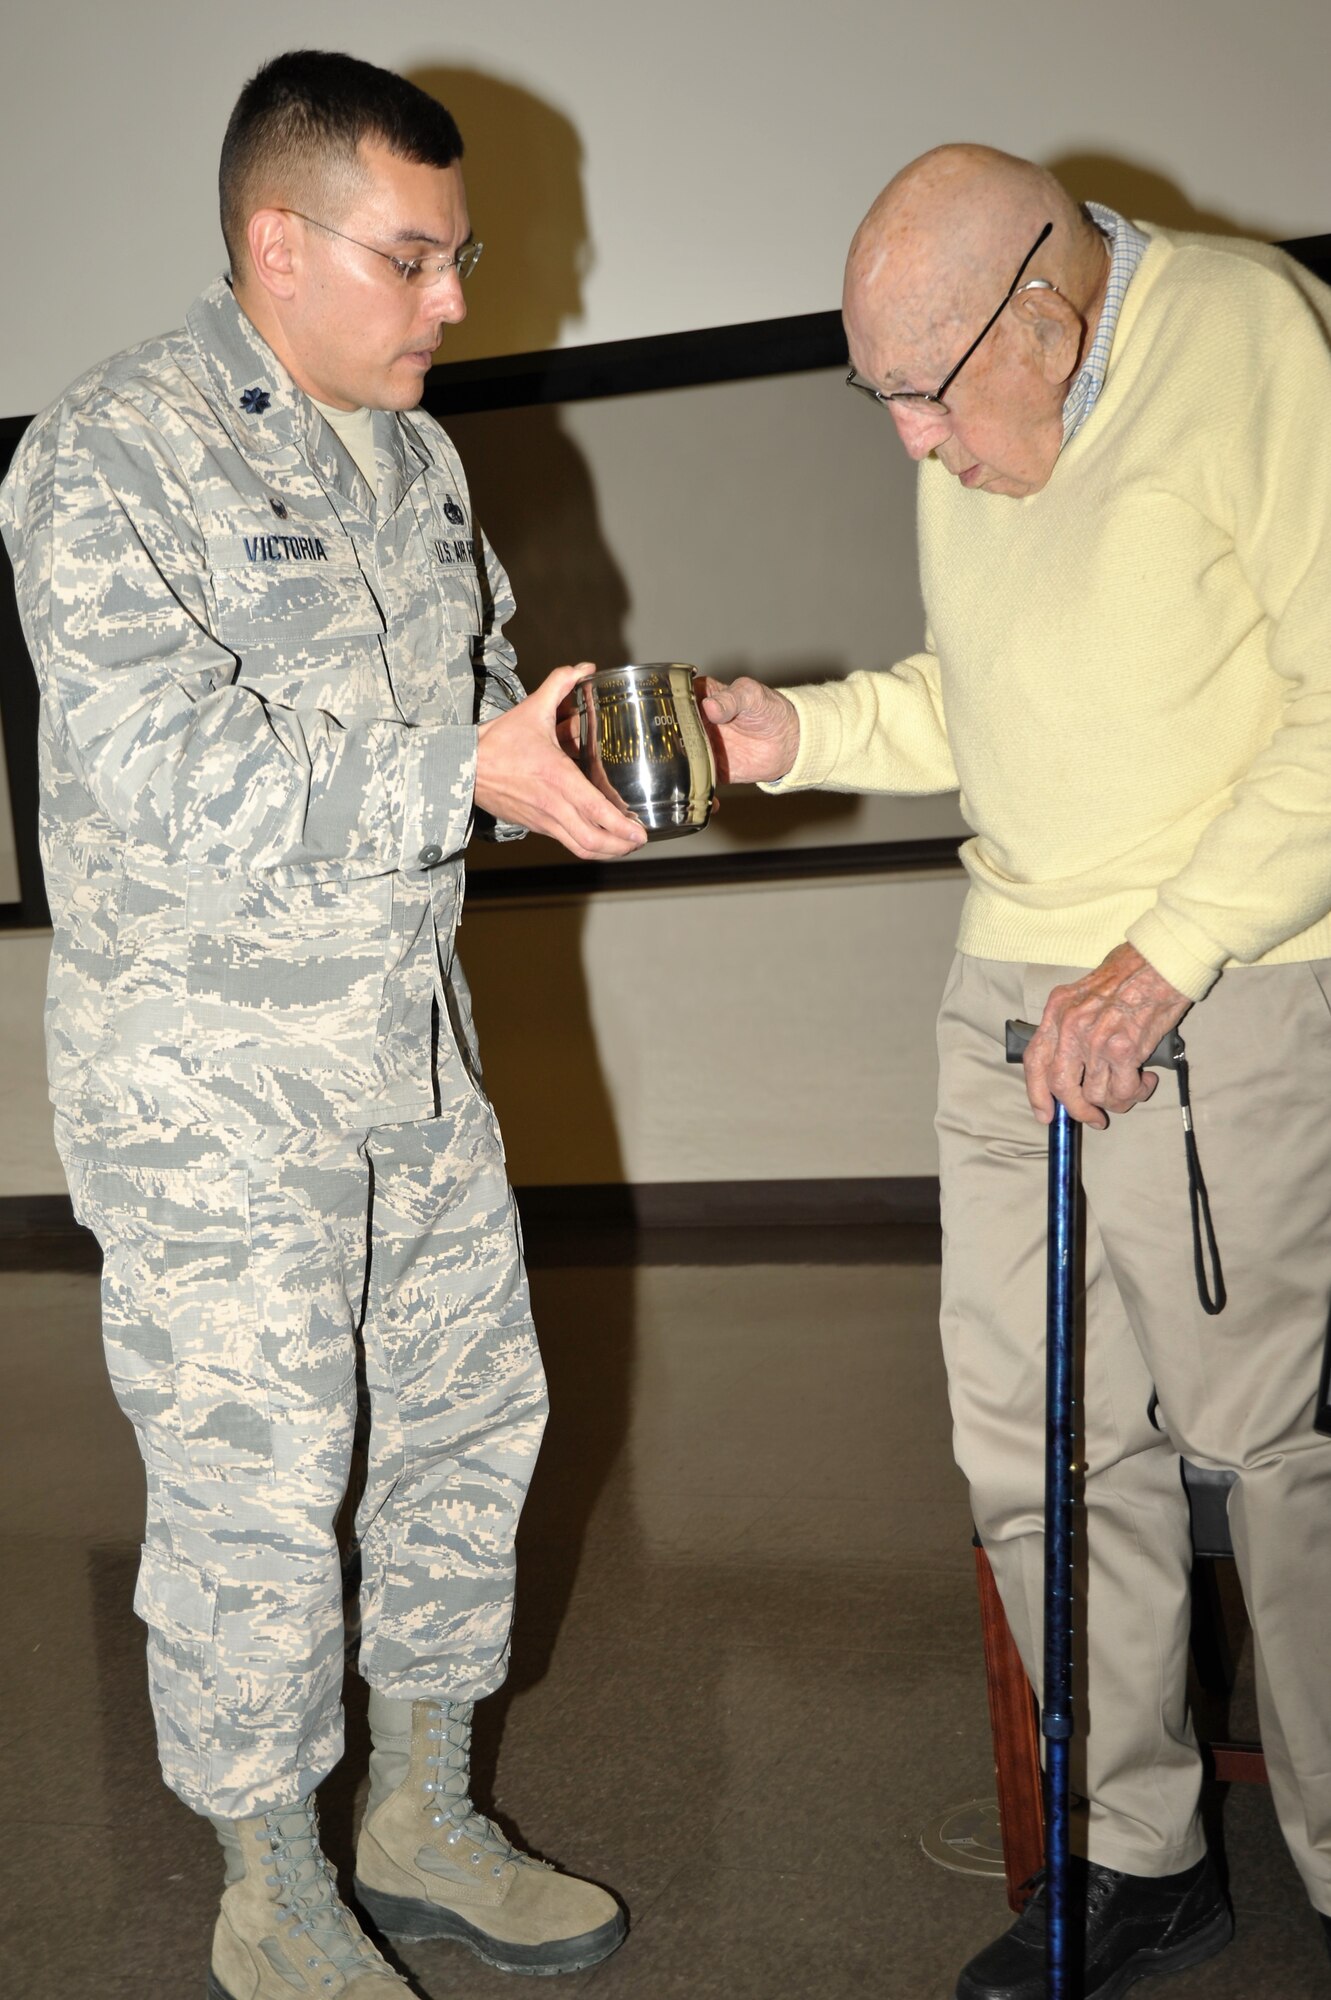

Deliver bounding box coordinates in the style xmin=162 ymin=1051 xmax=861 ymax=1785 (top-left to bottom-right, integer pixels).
xmin=973 ymin=1538 xmax=1268 ymax=1917
xmin=974 ymin=1542 xmax=1045 ymax=1911
xmin=1188 ymin=1556 xmax=1235 ymax=1697
xmin=1209 ymin=1743 xmax=1268 ymax=1785
xmin=1188 ymin=1553 xmax=1267 ymax=1785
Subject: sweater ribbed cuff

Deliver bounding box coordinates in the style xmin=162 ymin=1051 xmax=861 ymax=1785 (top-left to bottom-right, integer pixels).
xmin=757 ymin=685 xmax=845 ymax=793
xmin=1125 ymin=908 xmax=1223 ymax=1003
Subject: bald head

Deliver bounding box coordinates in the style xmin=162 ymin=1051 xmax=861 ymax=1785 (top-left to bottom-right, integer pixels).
xmin=844 ymin=145 xmax=1104 ymax=381
xmin=841 ymin=145 xmax=1113 ymax=498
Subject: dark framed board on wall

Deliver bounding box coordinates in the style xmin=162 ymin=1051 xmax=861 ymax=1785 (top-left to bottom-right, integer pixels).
xmin=3 ymin=229 xmax=1328 ymax=924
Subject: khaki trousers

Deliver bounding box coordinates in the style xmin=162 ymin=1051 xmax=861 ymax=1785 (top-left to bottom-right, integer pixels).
xmin=937 ymin=953 xmax=1331 ymax=1910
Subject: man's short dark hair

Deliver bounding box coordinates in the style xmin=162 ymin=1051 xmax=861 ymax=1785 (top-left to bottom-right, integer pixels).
xmin=220 ymin=50 xmax=464 ymax=273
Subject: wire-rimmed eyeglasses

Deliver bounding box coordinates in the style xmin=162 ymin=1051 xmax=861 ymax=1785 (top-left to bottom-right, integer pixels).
xmin=846 ymin=220 xmax=1055 ymax=417
xmin=284 ymin=210 xmax=484 ymax=288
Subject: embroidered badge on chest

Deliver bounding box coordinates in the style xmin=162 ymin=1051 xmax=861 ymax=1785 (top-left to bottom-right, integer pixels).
xmin=432 ymin=537 xmax=478 ymax=566
xmin=443 ymin=495 xmax=466 ymax=526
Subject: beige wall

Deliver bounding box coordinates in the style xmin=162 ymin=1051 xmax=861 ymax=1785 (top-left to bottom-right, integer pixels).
xmin=3 ymin=869 xmax=968 ymax=1199
xmin=0 ymin=935 xmax=58 ymax=1195
xmin=0 ymin=733 xmax=18 ymax=906
xmin=462 ymin=873 xmax=968 ymax=1189
xmin=1 ymin=0 xmax=1329 ymax=409
xmin=1 ymin=365 xmax=970 ymax=1197
xmin=2 ymin=0 xmax=1328 ymax=1196
xmin=447 ymin=365 xmax=973 ymax=1192
xmin=448 ymin=365 xmax=968 ymax=873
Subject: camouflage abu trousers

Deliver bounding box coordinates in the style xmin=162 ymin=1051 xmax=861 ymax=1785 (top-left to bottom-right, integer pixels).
xmin=65 ymin=1096 xmax=547 ymax=1820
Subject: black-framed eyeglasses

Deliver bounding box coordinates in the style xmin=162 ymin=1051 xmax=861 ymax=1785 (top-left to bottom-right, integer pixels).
xmin=846 ymin=220 xmax=1054 ymax=418
xmin=284 ymin=210 xmax=484 ymax=288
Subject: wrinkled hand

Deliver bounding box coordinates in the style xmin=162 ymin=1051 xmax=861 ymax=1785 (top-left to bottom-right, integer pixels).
xmin=475 ymin=664 xmax=647 ymax=860
xmin=698 ymin=675 xmax=801 ymax=784
xmin=1024 ymin=943 xmax=1192 ymax=1128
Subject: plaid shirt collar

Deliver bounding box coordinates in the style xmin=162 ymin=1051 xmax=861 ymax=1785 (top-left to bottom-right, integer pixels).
xmin=1061 ymin=202 xmax=1150 ymax=445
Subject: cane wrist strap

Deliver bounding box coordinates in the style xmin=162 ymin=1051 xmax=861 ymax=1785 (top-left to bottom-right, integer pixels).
xmin=1173 ymin=1051 xmax=1226 ymax=1316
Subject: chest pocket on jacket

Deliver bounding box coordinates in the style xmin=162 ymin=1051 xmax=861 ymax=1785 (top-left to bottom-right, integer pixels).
xmin=419 ymin=483 xmax=484 ymax=642
xmin=430 ymin=542 xmax=483 ymax=642
xmin=374 ymin=485 xmax=482 ymax=723
xmin=210 ymin=564 xmax=392 ymax=718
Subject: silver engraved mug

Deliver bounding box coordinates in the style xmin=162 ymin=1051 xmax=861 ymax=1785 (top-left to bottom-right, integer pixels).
xmin=564 ymin=663 xmax=717 ymax=840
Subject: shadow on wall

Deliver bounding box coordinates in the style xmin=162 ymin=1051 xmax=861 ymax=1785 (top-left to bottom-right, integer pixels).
xmin=405 ymin=68 xmax=637 ymax=1712
xmin=407 ymin=65 xmax=590 ymax=363
xmin=404 ymin=63 xmax=627 ymax=1181
xmin=445 ymin=404 xmax=631 ymax=690
xmin=404 ymin=69 xmax=629 ymax=1160
xmin=458 ymin=904 xmax=629 ymax=1190
xmin=1047 ymin=154 xmax=1276 ymax=242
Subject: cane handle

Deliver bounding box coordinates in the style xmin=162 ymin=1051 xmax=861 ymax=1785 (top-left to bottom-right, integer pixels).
xmin=1004 ymin=1018 xmax=1184 ymax=1068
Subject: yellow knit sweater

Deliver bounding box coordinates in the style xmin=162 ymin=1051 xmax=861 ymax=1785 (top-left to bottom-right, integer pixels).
xmin=772 ymin=227 xmax=1331 ymax=1002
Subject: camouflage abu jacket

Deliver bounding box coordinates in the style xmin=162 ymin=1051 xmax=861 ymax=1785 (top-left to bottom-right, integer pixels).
xmin=0 ymin=278 xmax=525 ymax=1162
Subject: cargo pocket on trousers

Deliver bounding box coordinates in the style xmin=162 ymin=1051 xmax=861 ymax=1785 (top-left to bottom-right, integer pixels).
xmin=159 ymin=1170 xmax=273 ymax=1479
xmin=133 ymin=1544 xmax=219 ymax=1807
xmin=72 ymin=1159 xmax=273 ymax=1479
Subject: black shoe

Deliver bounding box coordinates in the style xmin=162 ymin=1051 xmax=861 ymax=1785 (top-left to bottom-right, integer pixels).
xmin=955 ymin=1853 xmax=1233 ymax=2000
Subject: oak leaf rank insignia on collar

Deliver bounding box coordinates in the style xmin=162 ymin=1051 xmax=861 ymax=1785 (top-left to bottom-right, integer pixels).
xmin=240 ymin=386 xmax=271 ymax=415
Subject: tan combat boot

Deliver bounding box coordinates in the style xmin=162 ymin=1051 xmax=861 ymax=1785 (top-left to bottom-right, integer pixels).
xmin=353 ymin=1691 xmax=627 ymax=1974
xmin=208 ymin=1796 xmax=410 ymax=1999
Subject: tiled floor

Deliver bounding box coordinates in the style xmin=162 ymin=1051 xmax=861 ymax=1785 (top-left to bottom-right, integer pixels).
xmin=1 ymin=1226 xmax=1326 ymax=1997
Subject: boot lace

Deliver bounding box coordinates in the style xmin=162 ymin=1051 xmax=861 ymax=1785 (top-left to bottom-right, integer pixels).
xmin=420 ymin=1701 xmax=528 ymax=1880
xmin=260 ymin=1800 xmax=398 ymax=1988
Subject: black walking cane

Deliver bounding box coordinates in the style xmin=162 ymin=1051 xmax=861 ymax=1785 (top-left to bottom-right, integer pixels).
xmin=1004 ymin=1019 xmax=1187 ymax=2000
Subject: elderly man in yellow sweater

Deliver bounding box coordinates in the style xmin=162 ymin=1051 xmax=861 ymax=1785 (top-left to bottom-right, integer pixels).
xmin=705 ymin=145 xmax=1331 ymax=1999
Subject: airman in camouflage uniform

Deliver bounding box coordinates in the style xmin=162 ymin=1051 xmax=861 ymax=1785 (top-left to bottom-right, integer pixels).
xmin=0 ymin=48 xmax=635 ymax=2000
